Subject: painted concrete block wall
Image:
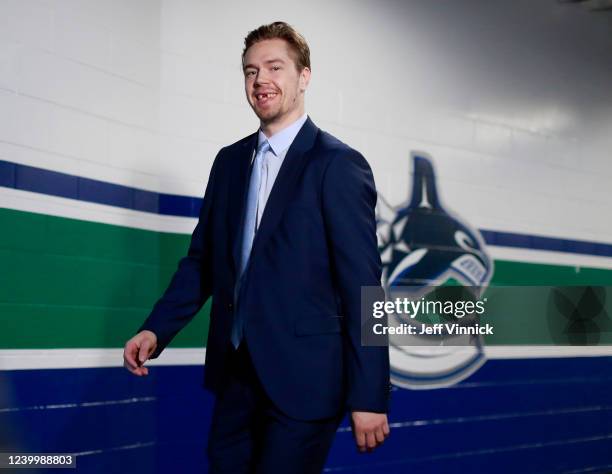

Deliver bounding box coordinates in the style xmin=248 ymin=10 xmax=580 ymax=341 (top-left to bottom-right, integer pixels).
xmin=1 ymin=0 xmax=612 ymax=472
xmin=2 ymin=0 xmax=611 ymax=241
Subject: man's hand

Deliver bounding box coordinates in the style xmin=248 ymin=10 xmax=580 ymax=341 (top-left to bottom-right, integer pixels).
xmin=350 ymin=411 xmax=390 ymax=453
xmin=123 ymin=330 xmax=158 ymax=376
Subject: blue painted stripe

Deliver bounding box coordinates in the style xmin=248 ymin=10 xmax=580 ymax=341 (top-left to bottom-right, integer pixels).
xmin=2 ymin=159 xmax=612 ymax=257
xmin=0 ymin=160 xmax=202 ymax=218
xmin=480 ymin=229 xmax=612 ymax=258
xmin=2 ymin=357 xmax=612 ymax=473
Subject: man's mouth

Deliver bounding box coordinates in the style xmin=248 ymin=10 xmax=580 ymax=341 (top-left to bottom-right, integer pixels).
xmin=255 ymin=92 xmax=278 ymax=105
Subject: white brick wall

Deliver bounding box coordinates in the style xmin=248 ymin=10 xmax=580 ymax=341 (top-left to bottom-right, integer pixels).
xmin=0 ymin=0 xmax=610 ymax=243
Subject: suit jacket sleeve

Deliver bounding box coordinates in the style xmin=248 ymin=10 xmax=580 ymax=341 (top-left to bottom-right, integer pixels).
xmin=321 ymin=149 xmax=391 ymax=413
xmin=136 ymin=151 xmax=222 ymax=359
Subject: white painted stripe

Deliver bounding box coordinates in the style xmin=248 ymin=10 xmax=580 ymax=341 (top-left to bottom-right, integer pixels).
xmin=489 ymin=246 xmax=612 ymax=270
xmin=1 ymin=346 xmax=612 ymax=370
xmin=0 ymin=348 xmax=206 ymax=370
xmin=73 ymin=441 xmax=157 ymax=457
xmin=3 ymin=187 xmax=612 ymax=268
xmin=0 ymin=396 xmax=157 ymax=414
xmin=485 ymin=345 xmax=612 ymax=359
xmin=336 ymin=405 xmax=612 ymax=432
xmin=0 ymin=186 xmax=197 ymax=234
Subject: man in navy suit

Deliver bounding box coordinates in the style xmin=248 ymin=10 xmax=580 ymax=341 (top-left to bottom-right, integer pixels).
xmin=123 ymin=21 xmax=390 ymax=473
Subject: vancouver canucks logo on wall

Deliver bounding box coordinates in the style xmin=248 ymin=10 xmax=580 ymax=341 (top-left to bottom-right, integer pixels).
xmin=376 ymin=153 xmax=494 ymax=389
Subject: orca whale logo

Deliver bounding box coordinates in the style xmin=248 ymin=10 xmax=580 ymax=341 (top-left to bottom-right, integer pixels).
xmin=377 ymin=152 xmax=494 ymax=389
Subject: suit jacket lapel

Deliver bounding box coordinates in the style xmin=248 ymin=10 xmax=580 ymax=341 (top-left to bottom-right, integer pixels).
xmin=228 ymin=117 xmax=320 ymax=282
xmin=248 ymin=117 xmax=319 ymax=268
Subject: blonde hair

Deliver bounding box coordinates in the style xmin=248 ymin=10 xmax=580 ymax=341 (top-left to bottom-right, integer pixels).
xmin=242 ymin=21 xmax=311 ymax=71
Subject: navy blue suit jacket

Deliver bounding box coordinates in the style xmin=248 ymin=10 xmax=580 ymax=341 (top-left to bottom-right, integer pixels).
xmin=138 ymin=117 xmax=390 ymax=421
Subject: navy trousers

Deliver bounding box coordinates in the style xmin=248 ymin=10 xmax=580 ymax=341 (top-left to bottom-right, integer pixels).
xmin=206 ymin=342 xmax=344 ymax=474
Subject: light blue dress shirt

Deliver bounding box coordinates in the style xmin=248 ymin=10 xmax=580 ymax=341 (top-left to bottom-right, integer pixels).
xmin=252 ymin=113 xmax=308 ymax=230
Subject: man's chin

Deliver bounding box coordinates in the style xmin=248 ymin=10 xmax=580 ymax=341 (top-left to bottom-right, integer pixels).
xmin=255 ymin=110 xmax=279 ymax=125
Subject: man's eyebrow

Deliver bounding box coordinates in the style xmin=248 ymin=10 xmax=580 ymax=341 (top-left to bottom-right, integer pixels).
xmin=243 ymin=58 xmax=286 ymax=71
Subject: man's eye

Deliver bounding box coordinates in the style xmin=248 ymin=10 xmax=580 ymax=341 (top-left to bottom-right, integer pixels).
xmin=272 ymin=66 xmax=281 ymax=71
xmin=245 ymin=70 xmax=256 ymax=77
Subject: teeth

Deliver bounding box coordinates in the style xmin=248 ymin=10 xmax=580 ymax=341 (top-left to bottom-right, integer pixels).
xmin=257 ymin=93 xmax=277 ymax=100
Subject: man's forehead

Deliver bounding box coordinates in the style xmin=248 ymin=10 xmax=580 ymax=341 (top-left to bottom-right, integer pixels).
xmin=244 ymin=38 xmax=293 ymax=63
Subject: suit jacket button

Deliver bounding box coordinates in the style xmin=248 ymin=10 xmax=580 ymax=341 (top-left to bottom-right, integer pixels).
xmin=227 ymin=303 xmax=233 ymax=311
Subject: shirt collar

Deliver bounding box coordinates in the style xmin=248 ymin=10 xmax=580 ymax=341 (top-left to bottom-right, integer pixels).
xmin=257 ymin=113 xmax=308 ymax=157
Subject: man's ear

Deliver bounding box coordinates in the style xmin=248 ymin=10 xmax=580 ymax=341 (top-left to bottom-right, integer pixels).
xmin=299 ymin=67 xmax=311 ymax=92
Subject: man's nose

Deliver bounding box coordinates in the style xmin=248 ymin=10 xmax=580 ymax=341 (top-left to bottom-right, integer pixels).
xmin=255 ymin=69 xmax=269 ymax=85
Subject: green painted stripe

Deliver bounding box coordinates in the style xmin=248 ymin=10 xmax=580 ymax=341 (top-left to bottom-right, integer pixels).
xmin=0 ymin=207 xmax=186 ymax=264
xmin=490 ymin=260 xmax=612 ymax=286
xmin=2 ymin=208 xmax=612 ymax=350
xmin=1 ymin=207 xmax=209 ymax=349
xmin=0 ymin=301 xmax=211 ymax=349
xmin=484 ymin=262 xmax=612 ymax=345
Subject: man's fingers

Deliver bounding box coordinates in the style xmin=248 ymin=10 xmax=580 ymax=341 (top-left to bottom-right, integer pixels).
xmin=123 ymin=341 xmax=140 ymax=369
xmin=123 ymin=332 xmax=157 ymax=376
xmin=354 ymin=428 xmax=366 ymax=452
xmin=136 ymin=366 xmax=149 ymax=376
xmin=374 ymin=427 xmax=386 ymax=444
xmin=138 ymin=340 xmax=151 ymax=364
xmin=123 ymin=359 xmax=149 ymax=376
xmin=365 ymin=432 xmax=377 ymax=450
xmin=351 ymin=412 xmax=390 ymax=453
